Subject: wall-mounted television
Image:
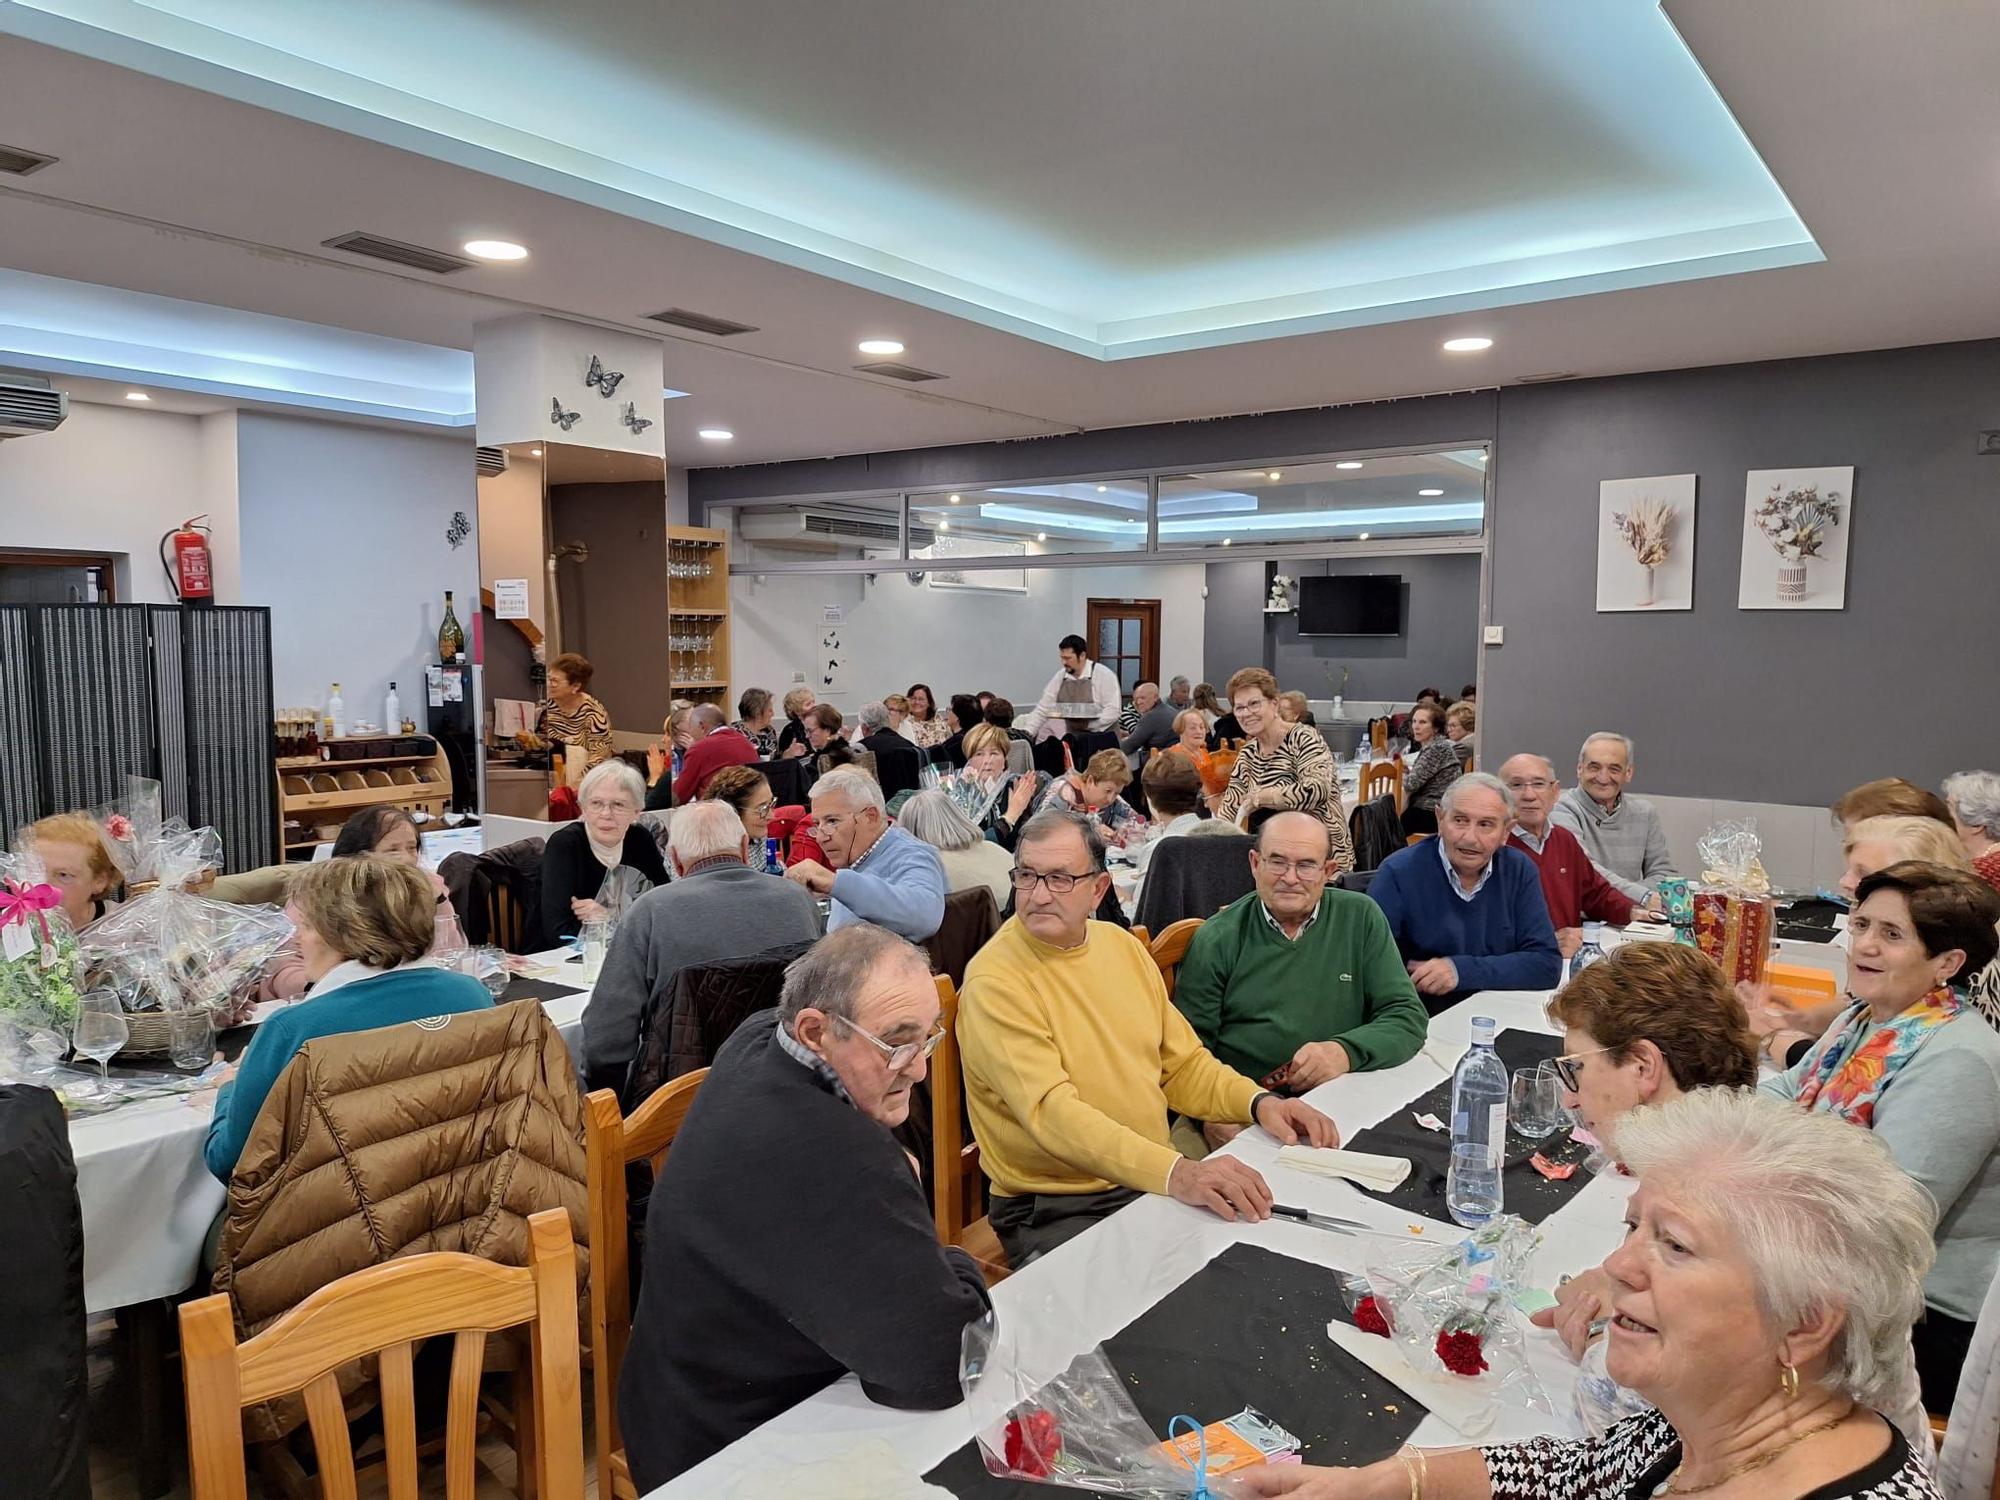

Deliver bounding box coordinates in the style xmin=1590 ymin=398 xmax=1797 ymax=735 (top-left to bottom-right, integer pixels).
xmin=1298 ymin=574 xmax=1402 ymax=636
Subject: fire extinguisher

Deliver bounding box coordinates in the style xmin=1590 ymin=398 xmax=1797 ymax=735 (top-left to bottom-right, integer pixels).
xmin=160 ymin=515 xmax=215 ymax=606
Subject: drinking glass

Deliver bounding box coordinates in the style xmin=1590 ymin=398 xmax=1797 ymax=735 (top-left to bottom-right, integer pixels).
xmin=1509 ymin=1062 xmax=1564 ymax=1139
xmin=467 ymin=945 xmax=510 ymax=1000
xmin=71 ymin=991 xmax=129 ymax=1084
xmin=167 ymin=1008 xmax=215 ymax=1072
xmin=580 ymin=920 xmax=609 ymax=983
xmin=434 ymin=910 xmax=470 ymax=962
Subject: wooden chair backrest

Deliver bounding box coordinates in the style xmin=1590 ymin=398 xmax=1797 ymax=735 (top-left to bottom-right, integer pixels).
xmin=1359 ymin=758 xmax=1404 ymax=812
xmin=485 ymin=881 xmax=529 ymax=954
xmin=1147 ymin=918 xmax=1203 ymax=1000
xmin=584 ymin=1070 xmax=708 ymax=1500
xmin=1370 ymin=719 xmax=1388 ymax=755
xmin=930 ymin=976 xmax=982 ymax=1244
xmin=181 ymin=1208 xmax=582 ymax=1500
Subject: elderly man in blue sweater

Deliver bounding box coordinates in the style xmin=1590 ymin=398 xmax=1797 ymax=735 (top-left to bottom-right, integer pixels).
xmin=1369 ymin=772 xmax=1562 ymax=1012
xmin=786 ymin=766 xmax=947 ymax=940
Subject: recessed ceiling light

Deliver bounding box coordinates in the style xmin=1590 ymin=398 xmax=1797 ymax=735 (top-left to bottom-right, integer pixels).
xmin=1222 ymin=537 xmax=1233 ymax=546
xmin=463 ymin=239 xmax=529 ymax=262
xmin=1359 ymin=531 xmax=1371 ymax=541
xmin=125 ymin=390 xmax=150 ymax=401
xmin=1267 ymin=470 xmax=1282 ymax=481
xmin=1442 ymin=336 xmax=1493 ymax=353
xmin=938 ymin=519 xmax=950 ymax=530
xmin=1418 ymin=488 xmax=1444 ymax=497
xmin=1096 ymin=484 xmax=1108 ymax=492
xmin=698 ymin=427 xmax=734 ymax=441
xmin=857 ymin=338 xmax=905 ymax=356
xmin=1036 ymin=532 xmax=1047 ymax=542
xmin=530 ymin=447 xmax=542 ymax=457
xmin=1336 ymin=461 xmax=1364 ymax=470
xmin=949 ymin=494 xmax=961 ymax=504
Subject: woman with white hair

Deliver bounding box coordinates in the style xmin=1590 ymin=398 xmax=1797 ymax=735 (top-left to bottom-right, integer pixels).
xmin=897 ymin=789 xmax=1012 ymax=909
xmin=1944 ymin=770 xmax=2000 ymax=895
xmin=1240 ymin=1090 xmax=1943 ymax=1500
xmin=540 ymin=758 xmax=670 ymax=940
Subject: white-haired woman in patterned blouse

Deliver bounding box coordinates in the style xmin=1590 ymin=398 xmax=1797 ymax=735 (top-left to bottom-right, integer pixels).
xmin=1238 ymin=1089 xmax=1942 ymax=1500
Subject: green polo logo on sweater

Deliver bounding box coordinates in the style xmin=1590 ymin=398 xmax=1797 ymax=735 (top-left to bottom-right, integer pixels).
xmin=1340 ymin=973 xmax=1352 ymax=982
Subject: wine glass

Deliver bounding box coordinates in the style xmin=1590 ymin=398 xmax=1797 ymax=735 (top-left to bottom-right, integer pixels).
xmin=1510 ymin=1062 xmax=1564 ymax=1140
xmin=71 ymin=991 xmax=129 ymax=1085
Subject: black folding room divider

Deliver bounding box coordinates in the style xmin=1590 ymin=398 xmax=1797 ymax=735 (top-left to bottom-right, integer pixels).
xmin=0 ymin=604 xmax=278 ymax=871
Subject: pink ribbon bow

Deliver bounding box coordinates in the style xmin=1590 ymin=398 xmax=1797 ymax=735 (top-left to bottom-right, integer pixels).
xmin=0 ymin=880 xmax=62 ymax=946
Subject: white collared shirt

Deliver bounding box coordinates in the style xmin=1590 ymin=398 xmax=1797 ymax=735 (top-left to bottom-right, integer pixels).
xmin=1438 ymin=835 xmax=1495 ymax=902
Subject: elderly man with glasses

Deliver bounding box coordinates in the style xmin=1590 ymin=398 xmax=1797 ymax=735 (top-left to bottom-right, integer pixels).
xmin=786 ymin=765 xmax=947 ymax=940
xmin=1501 ymin=752 xmax=1637 ymax=962
xmin=617 ymin=924 xmax=991 ymax=1489
xmin=958 ymin=810 xmax=1338 ymax=1267
xmin=1171 ymin=812 xmax=1427 ymax=1152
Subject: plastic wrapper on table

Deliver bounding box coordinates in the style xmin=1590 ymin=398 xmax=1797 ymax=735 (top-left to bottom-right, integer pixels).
xmin=592 ymin=864 xmax=655 ymax=926
xmin=1573 ymin=1334 xmax=1652 ymax=1438
xmin=0 ymin=851 xmax=86 ymax=1047
xmin=79 ymin=890 xmax=291 ymax=1029
xmin=960 ymin=1309 xmax=1213 ymax=1495
xmin=1692 ymin=820 xmax=1774 ymax=985
xmin=1361 ymin=1215 xmax=1555 ymax=1424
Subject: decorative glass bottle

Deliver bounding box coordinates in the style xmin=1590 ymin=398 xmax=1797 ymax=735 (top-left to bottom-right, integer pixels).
xmin=437 ymin=590 xmax=466 ymax=662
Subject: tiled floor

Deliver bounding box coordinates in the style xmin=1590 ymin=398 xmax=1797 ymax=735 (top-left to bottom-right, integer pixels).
xmin=85 ymin=1316 xmax=600 ymax=1500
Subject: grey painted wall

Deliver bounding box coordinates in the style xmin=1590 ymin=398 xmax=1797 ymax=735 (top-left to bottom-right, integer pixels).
xmin=690 ymin=338 xmax=2000 ymax=808
xmin=1485 ymin=340 xmax=2000 ymax=805
xmin=1200 ymin=554 xmax=1480 ymax=700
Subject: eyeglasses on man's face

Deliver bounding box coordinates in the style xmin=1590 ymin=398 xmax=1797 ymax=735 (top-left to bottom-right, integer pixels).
xmin=1257 ymin=855 xmax=1326 ymax=880
xmin=832 ymin=1012 xmax=945 ymax=1071
xmin=1009 ymin=866 xmax=1097 ymax=895
xmin=1505 ymin=778 xmax=1557 ymax=792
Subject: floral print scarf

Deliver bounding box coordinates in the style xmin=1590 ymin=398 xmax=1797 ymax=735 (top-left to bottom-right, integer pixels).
xmin=1794 ymin=985 xmax=1960 ymax=1128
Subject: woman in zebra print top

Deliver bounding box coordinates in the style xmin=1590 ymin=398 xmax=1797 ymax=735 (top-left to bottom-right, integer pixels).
xmin=1212 ymin=667 xmax=1354 ymax=872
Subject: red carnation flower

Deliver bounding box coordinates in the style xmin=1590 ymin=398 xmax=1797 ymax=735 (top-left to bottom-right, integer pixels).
xmin=105 ymin=813 xmax=134 ymax=842
xmin=1003 ymin=1409 xmax=1060 ymax=1477
xmin=1436 ymin=1328 xmax=1488 ymax=1376
xmin=1354 ymin=1295 xmax=1392 ymax=1337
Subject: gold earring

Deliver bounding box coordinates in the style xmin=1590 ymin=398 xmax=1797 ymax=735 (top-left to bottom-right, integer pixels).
xmin=1780 ymin=1362 xmax=1800 ymax=1400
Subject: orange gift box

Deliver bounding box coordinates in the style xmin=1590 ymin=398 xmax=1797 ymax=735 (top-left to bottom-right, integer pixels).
xmin=1693 ymin=889 xmax=1774 ymax=986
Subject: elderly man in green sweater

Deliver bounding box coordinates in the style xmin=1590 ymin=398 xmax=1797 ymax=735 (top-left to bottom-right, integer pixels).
xmin=1172 ymin=811 xmax=1428 ymax=1152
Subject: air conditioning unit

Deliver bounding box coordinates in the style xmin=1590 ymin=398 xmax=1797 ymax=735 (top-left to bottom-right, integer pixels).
xmin=737 ymin=507 xmax=936 ymax=551
xmin=475 ymin=445 xmax=508 ymax=477
xmin=0 ymin=375 xmax=67 ymax=439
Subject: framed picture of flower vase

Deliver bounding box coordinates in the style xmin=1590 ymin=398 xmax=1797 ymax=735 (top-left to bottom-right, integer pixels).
xmin=1737 ymin=466 xmax=1852 ymax=609
xmin=1597 ymin=474 xmax=1696 ymax=612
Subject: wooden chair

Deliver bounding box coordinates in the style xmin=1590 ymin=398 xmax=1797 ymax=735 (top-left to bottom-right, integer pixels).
xmin=931 ymin=976 xmax=1010 ymax=1286
xmin=1369 ymin=719 xmax=1388 ymax=757
xmin=1359 ymin=758 xmax=1404 ymax=813
xmin=583 ymin=1070 xmax=708 ymax=1500
xmin=180 ymin=1208 xmax=583 ymax=1500
xmin=484 ymin=881 xmax=532 ymax=955
xmin=1147 ymin=918 xmax=1203 ymax=1000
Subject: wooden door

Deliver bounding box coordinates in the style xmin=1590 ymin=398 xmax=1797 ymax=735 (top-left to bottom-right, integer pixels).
xmin=1084 ymin=598 xmax=1160 ymax=695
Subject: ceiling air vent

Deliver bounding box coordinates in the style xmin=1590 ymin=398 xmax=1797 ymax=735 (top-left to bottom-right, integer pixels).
xmin=852 ymin=360 xmax=944 ymax=382
xmin=475 ymin=446 xmax=508 ymax=478
xmin=643 ymin=307 xmax=760 ymax=337
xmin=0 ymin=142 xmax=58 ymax=176
xmin=321 ymin=231 xmax=474 ymax=275
xmin=1514 ymin=371 xmax=1578 ymax=385
xmin=0 ymin=375 xmax=68 ymax=439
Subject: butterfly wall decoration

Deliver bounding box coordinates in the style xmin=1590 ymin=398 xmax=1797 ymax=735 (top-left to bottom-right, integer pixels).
xmin=550 ymin=397 xmax=582 ymax=431
xmin=621 ymin=401 xmax=654 ymax=435
xmin=584 ymin=354 xmax=625 ymax=399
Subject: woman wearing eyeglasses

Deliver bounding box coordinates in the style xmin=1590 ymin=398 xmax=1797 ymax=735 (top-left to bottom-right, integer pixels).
xmin=700 ymin=765 xmax=777 ymax=853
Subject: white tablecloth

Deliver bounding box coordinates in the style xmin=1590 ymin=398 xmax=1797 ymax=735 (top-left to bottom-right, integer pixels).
xmin=650 ymin=988 xmax=1632 ymax=1496
xmin=70 ymin=960 xmax=593 ymax=1314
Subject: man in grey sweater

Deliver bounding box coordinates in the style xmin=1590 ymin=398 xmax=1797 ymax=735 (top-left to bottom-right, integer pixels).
xmin=1118 ymin=680 xmax=1180 ymax=770
xmin=582 ymin=801 xmax=821 ymax=1093
xmin=1549 ymin=731 xmax=1672 ymax=911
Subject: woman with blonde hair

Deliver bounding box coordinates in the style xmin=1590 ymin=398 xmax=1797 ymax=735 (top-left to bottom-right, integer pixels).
xmin=16 ymin=812 xmax=119 ymax=932
xmin=1036 ymin=748 xmax=1138 ymax=835
xmin=776 ymin=686 xmax=817 ymax=759
xmin=204 ymin=857 xmax=491 ymax=1180
xmin=1214 ymin=667 xmax=1354 ymax=871
xmin=1444 ymin=698 xmax=1477 ymax=769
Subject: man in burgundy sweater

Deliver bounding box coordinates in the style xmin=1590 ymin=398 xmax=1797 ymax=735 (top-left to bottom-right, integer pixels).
xmin=671 ymin=703 xmax=758 ymax=803
xmin=1500 ymin=753 xmax=1633 ymax=960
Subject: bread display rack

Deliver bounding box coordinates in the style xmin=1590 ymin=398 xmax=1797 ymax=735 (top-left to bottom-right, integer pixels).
xmin=275 ymin=736 xmax=453 ymax=859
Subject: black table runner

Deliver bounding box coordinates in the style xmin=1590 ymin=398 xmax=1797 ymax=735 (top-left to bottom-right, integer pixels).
xmin=925 ymin=1243 xmax=1428 ymax=1496
xmin=1337 ymin=1029 xmax=1594 ymax=1225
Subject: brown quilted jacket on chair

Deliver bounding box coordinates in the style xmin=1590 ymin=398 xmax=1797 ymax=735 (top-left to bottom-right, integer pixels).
xmin=212 ymin=999 xmax=589 ymax=1439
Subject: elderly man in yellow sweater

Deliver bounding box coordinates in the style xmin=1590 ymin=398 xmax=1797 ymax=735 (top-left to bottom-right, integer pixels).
xmin=960 ymin=809 xmax=1339 ymax=1267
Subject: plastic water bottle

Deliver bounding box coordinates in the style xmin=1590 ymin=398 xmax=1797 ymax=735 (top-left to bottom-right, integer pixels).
xmin=1447 ymin=1016 xmax=1509 ymax=1227
xmin=763 ymin=836 xmax=783 ymax=875
xmin=1569 ymin=922 xmax=1608 ymax=984
xmin=384 ymin=681 xmax=400 ymax=735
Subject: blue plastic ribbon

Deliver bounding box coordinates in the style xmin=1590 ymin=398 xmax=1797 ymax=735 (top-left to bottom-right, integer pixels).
xmin=1168 ymin=1414 xmax=1212 ymax=1498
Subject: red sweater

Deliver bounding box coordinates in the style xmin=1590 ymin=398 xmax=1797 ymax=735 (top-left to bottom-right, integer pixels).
xmin=672 ymin=727 xmax=759 ymax=804
xmin=1508 ymin=823 xmax=1634 ymax=930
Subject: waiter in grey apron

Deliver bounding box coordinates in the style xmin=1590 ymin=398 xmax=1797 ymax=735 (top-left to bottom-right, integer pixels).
xmin=1019 ymin=632 xmax=1122 ymax=742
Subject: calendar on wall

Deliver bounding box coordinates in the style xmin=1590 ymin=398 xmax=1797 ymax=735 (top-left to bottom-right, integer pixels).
xmin=917 ymin=530 xmax=1028 ymax=593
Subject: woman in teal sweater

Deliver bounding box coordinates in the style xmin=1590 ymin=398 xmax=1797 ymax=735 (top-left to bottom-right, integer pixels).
xmin=206 ymin=856 xmax=491 ymax=1180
